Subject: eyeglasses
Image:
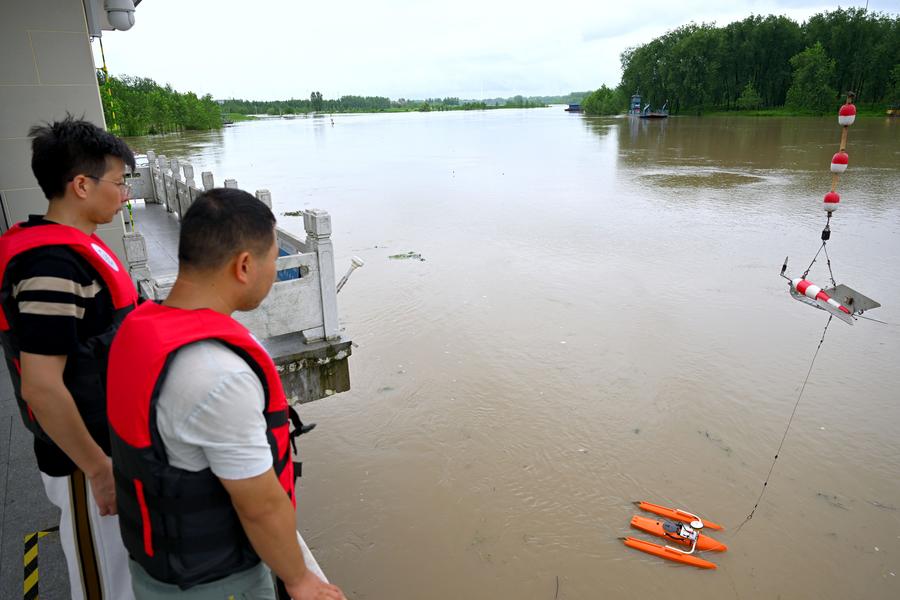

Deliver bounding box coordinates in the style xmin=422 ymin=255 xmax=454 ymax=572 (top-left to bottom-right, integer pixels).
xmin=85 ymin=175 xmax=132 ymax=197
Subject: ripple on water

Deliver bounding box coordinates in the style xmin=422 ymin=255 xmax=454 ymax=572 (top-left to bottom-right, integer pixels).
xmin=644 ymin=169 xmax=768 ymax=189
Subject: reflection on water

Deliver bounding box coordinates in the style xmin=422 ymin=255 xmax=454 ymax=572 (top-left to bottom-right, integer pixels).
xmin=127 ymin=110 xmax=900 ymax=600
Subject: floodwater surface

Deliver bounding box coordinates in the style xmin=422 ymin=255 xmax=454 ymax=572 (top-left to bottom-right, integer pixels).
xmin=128 ymin=109 xmax=900 ymax=599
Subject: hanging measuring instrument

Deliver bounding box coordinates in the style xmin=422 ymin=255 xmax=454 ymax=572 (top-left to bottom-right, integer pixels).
xmin=739 ymin=93 xmax=885 ymax=532
xmin=779 ymin=92 xmax=880 ymax=323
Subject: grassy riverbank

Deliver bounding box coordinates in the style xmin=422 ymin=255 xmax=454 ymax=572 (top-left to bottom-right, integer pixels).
xmin=220 ymin=95 xmax=547 ymax=116
xmin=223 ymin=112 xmax=258 ymax=122
xmin=696 ymin=106 xmax=893 ymax=117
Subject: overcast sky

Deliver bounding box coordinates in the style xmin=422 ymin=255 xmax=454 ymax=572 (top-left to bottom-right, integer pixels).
xmin=96 ymin=0 xmax=897 ymax=101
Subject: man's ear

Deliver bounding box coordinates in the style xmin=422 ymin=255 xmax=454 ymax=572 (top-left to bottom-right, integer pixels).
xmin=70 ymin=174 xmax=91 ymax=200
xmin=234 ymin=251 xmax=252 ymax=283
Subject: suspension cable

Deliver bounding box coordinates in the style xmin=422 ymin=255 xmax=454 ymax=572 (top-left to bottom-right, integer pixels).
xmin=735 ymin=316 xmax=832 ymax=532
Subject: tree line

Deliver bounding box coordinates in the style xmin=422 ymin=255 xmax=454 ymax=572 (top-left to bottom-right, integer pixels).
xmin=220 ymin=93 xmax=548 ymax=115
xmin=99 ymin=74 xmax=222 ymax=136
xmin=220 ymin=93 xmax=394 ymax=115
xmin=583 ymin=8 xmax=900 ymax=115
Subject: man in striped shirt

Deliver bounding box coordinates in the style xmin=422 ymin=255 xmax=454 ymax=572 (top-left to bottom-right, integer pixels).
xmin=0 ymin=117 xmax=138 ymax=599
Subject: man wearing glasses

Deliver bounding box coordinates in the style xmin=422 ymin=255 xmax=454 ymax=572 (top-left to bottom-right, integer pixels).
xmin=0 ymin=117 xmax=138 ymax=599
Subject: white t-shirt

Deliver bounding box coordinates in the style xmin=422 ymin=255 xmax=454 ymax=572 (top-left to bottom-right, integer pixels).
xmin=155 ymin=340 xmax=273 ymax=480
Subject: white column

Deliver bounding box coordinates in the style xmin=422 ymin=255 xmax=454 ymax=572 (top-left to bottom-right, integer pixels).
xmin=145 ymin=151 xmax=159 ymax=203
xmin=182 ymin=163 xmax=197 ymax=212
xmin=182 ymin=163 xmax=195 ymax=188
xmin=304 ymin=209 xmax=339 ymax=340
xmin=156 ymin=153 xmax=168 ymax=208
xmin=256 ymin=189 xmax=272 ymax=209
xmin=165 ymin=159 xmax=178 ymax=214
xmin=122 ymin=231 xmax=152 ymax=286
xmin=201 ymin=171 xmax=215 ymax=190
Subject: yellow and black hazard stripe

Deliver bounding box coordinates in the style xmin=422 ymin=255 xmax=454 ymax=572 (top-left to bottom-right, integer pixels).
xmin=23 ymin=525 xmax=59 ymax=600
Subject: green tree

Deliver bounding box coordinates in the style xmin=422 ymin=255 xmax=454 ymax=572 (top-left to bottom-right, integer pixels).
xmin=310 ymin=91 xmax=324 ymax=112
xmin=785 ymin=42 xmax=837 ymax=112
xmin=615 ymin=10 xmax=898 ymax=112
xmin=736 ymin=82 xmax=762 ymax=110
xmin=889 ymin=64 xmax=900 ymax=104
xmin=98 ymin=74 xmax=221 ymax=136
xmin=582 ymin=85 xmax=625 ymax=115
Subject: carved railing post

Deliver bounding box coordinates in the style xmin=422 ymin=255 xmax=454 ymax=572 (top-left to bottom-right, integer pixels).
xmin=122 ymin=231 xmax=152 ymax=288
xmin=156 ymin=154 xmax=169 ymax=209
xmin=182 ymin=163 xmax=196 ymax=214
xmin=256 ymin=189 xmax=272 ymax=209
xmin=182 ymin=163 xmax=195 ymax=188
xmin=304 ymin=209 xmax=339 ymax=341
xmin=165 ymin=158 xmax=178 ymax=214
xmin=145 ymin=150 xmax=159 ymax=203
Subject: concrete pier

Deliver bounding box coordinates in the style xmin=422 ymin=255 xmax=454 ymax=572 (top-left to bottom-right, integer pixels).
xmin=125 ymin=155 xmax=353 ymax=403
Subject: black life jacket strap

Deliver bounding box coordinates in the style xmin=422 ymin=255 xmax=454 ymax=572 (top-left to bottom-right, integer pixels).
xmin=115 ymin=468 xmax=230 ymax=513
xmin=153 ymin=529 xmax=239 ymax=553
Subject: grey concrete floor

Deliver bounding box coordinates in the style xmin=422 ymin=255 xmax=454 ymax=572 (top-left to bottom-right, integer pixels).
xmin=130 ymin=202 xmax=180 ymax=277
xmin=0 ymin=361 xmax=70 ymax=599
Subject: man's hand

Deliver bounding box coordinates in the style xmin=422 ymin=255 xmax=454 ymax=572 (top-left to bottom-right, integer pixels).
xmin=86 ymin=455 xmax=117 ymax=515
xmin=286 ymin=570 xmax=346 ymax=600
xmin=221 ymin=469 xmax=348 ymax=600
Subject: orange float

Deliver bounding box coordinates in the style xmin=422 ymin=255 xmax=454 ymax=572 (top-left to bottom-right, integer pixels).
xmin=622 ymin=501 xmax=726 ymax=569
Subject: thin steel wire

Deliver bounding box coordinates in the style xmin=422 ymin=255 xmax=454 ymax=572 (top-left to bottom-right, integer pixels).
xmin=735 ymin=316 xmax=832 ymax=532
xmin=803 ymin=241 xmax=826 ymax=279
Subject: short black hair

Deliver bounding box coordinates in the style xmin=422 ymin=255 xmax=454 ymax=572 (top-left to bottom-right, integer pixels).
xmin=178 ymin=188 xmax=277 ymax=271
xmin=29 ymin=115 xmax=136 ymax=200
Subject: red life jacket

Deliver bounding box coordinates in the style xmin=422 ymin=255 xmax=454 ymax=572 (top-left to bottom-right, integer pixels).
xmin=0 ymin=222 xmax=137 ymax=442
xmin=107 ymin=301 xmax=299 ymax=588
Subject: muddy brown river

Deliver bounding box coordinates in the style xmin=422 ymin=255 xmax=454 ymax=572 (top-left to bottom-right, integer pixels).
xmin=129 ymin=108 xmax=900 ymax=599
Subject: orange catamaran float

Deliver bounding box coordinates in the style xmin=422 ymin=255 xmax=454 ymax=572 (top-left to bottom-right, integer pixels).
xmin=622 ymin=501 xmax=727 ymax=569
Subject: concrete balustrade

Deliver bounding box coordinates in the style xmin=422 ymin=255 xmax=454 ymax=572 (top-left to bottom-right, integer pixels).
xmin=126 ymin=153 xmax=352 ymax=404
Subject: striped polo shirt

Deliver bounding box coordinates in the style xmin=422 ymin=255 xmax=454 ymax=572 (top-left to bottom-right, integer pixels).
xmin=3 ymin=215 xmax=114 ymax=475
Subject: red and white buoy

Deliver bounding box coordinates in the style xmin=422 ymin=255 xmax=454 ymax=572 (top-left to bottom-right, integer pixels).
xmin=823 ymin=191 xmax=840 ymax=213
xmin=830 ymin=151 xmax=848 ymax=174
xmin=791 ymin=278 xmax=851 ymax=314
xmin=838 ymin=103 xmax=856 ymax=126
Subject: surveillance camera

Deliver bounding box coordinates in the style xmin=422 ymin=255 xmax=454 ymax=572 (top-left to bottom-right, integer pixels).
xmin=105 ymin=0 xmax=136 ymax=31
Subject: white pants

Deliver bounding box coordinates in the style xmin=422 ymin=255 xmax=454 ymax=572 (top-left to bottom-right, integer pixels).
xmin=41 ymin=470 xmax=134 ymax=600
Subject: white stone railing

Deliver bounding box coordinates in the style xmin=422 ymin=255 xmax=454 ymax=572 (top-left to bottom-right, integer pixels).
xmin=124 ymin=152 xmax=342 ymax=343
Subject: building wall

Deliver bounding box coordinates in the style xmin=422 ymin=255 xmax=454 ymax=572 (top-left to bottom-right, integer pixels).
xmin=0 ymin=0 xmax=127 ymax=259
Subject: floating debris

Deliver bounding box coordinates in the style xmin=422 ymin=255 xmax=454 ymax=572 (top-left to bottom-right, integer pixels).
xmin=283 ymin=210 xmax=304 ymax=216
xmin=389 ymin=251 xmax=425 ymax=261
xmin=816 ymin=492 xmax=849 ymax=510
xmin=698 ymin=430 xmax=732 ymax=455
xmin=868 ymin=500 xmax=897 ymax=511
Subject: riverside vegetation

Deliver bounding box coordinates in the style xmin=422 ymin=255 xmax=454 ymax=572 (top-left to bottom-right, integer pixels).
xmin=217 ymin=93 xmax=554 ymax=116
xmin=100 ymin=78 xmax=579 ymax=135
xmin=98 ymin=74 xmax=223 ymax=136
xmin=582 ymin=8 xmax=900 ymax=116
